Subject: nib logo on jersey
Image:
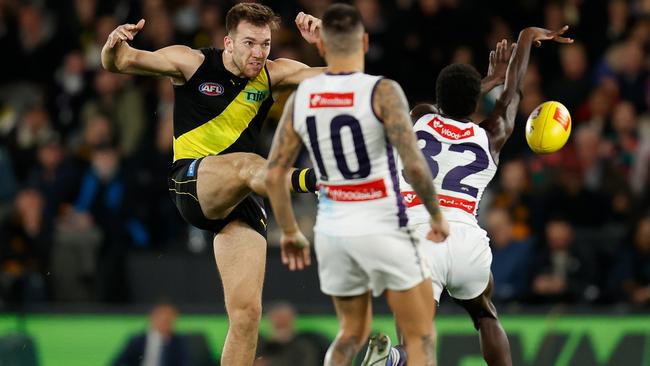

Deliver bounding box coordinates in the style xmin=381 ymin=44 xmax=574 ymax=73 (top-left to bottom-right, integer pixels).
xmin=309 ymin=92 xmax=354 ymax=108
xmin=244 ymin=88 xmax=269 ymax=103
xmin=428 ymin=116 xmax=474 ymax=140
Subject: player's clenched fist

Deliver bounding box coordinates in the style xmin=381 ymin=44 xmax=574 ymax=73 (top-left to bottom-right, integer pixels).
xmin=427 ymin=213 xmax=449 ymax=243
xmin=107 ymin=19 xmax=146 ymax=48
xmin=295 ymin=12 xmax=321 ymax=44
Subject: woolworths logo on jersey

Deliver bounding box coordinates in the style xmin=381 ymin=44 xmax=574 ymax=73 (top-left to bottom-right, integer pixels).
xmin=243 ymin=89 xmax=269 ymax=102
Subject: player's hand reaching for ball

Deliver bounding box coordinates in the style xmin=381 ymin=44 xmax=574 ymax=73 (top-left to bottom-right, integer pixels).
xmin=427 ymin=213 xmax=449 ymax=243
xmin=524 ymin=25 xmax=574 ymax=48
xmin=295 ymin=12 xmax=321 ymax=44
xmin=280 ymin=229 xmax=311 ymax=271
xmin=487 ymin=39 xmax=515 ymax=84
xmin=107 ymin=19 xmax=145 ymax=48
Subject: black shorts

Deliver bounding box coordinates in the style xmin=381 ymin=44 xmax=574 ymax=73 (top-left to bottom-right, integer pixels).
xmin=168 ymin=158 xmax=267 ymax=238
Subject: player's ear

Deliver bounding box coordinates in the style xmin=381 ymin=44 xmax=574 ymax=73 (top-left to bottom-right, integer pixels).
xmin=224 ymin=34 xmax=234 ymax=53
xmin=316 ymin=38 xmax=326 ymax=58
xmin=362 ymin=33 xmax=369 ymax=54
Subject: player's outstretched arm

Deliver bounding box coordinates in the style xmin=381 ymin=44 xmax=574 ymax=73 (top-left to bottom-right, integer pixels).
xmin=373 ymin=79 xmax=449 ymax=242
xmin=101 ymin=19 xmax=202 ymax=82
xmin=482 ymin=26 xmax=573 ymax=159
xmin=266 ymin=93 xmax=311 ymax=271
xmin=266 ymin=59 xmax=326 ymax=88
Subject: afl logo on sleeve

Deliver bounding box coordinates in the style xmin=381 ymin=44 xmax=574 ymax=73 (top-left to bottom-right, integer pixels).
xmin=198 ymin=82 xmax=224 ymax=96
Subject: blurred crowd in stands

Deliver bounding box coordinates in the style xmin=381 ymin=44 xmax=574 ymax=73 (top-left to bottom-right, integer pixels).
xmin=111 ymin=302 xmax=330 ymax=365
xmin=0 ymin=0 xmax=649 ymax=309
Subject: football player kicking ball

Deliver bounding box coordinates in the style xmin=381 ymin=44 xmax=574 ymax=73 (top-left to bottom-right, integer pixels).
xmin=266 ymin=4 xmax=449 ymax=366
xmin=362 ymin=26 xmax=573 ymax=366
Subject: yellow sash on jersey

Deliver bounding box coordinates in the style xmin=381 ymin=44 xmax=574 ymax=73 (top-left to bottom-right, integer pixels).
xmin=173 ymin=69 xmax=270 ymax=161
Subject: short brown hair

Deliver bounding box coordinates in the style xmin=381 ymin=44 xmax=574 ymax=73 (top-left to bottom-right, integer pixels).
xmin=321 ymin=4 xmax=364 ymax=55
xmin=226 ymin=3 xmax=281 ymax=34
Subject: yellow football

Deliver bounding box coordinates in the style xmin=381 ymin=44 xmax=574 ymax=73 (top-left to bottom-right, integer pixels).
xmin=525 ymin=101 xmax=572 ymax=154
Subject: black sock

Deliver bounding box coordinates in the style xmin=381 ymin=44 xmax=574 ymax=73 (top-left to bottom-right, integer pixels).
xmin=291 ymin=168 xmax=317 ymax=193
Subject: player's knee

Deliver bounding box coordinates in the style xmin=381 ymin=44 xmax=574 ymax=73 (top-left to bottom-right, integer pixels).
xmin=228 ymin=302 xmax=262 ymax=335
xmin=232 ymin=153 xmax=265 ymax=171
xmin=231 ymin=153 xmax=265 ymax=182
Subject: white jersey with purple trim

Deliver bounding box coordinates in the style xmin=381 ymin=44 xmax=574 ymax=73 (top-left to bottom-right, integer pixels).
xmin=399 ymin=113 xmax=498 ymax=227
xmin=293 ymin=72 xmax=407 ymax=236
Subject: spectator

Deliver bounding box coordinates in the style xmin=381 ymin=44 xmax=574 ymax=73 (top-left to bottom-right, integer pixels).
xmin=80 ymin=69 xmax=146 ymax=158
xmin=258 ymin=301 xmax=322 ymax=366
xmin=76 ymin=143 xmax=148 ymax=301
xmin=615 ymin=40 xmax=648 ymax=112
xmin=50 ymin=50 xmax=90 ymax=139
xmin=0 ymin=189 xmax=50 ymax=306
xmin=609 ymin=216 xmax=650 ymax=306
xmin=190 ymin=2 xmax=225 ymax=49
xmin=75 ymin=113 xmax=114 ymax=162
xmin=487 ymin=208 xmax=532 ymax=303
xmin=11 ymin=4 xmax=65 ymax=84
xmin=27 ymin=135 xmax=82 ymax=223
xmin=5 ymin=106 xmax=56 ymax=181
xmin=482 ymin=159 xmax=534 ymax=240
xmin=112 ymin=303 xmax=189 ymax=366
xmin=0 ymin=147 xmax=17 ymax=222
xmin=545 ymin=42 xmax=591 ymax=111
xmin=529 ymin=217 xmax=598 ymax=303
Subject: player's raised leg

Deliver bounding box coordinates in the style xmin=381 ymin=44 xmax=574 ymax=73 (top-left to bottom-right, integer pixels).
xmin=196 ymin=153 xmax=315 ymax=219
xmin=453 ymin=275 xmax=512 ymax=366
xmin=385 ymin=279 xmax=436 ymax=366
xmin=213 ymin=220 xmax=267 ymax=365
xmin=325 ymin=292 xmax=373 ymax=366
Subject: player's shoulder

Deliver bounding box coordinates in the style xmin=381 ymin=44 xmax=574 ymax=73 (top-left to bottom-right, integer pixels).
xmin=372 ymin=77 xmax=398 ymax=92
xmin=410 ymin=104 xmax=437 ymax=123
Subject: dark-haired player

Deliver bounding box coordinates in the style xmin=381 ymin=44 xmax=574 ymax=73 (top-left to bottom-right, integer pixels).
xmin=266 ymin=3 xmax=448 ymax=365
xmin=101 ymin=4 xmax=325 ymax=365
xmin=363 ymin=26 xmax=573 ymax=366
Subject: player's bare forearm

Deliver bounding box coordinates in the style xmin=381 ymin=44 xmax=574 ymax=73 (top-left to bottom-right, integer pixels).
xmin=266 ymin=94 xmax=302 ymax=234
xmin=501 ymin=31 xmax=534 ymax=103
xmin=101 ymin=41 xmax=128 ymax=72
xmin=101 ymin=20 xmax=192 ymax=79
xmin=267 ymin=165 xmax=299 ymax=233
xmin=374 ymin=79 xmax=441 ymax=218
xmin=268 ymin=59 xmax=326 ymax=89
xmin=284 ymin=66 xmax=326 ymax=86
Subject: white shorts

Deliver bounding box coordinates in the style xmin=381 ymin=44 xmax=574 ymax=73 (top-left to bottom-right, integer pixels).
xmin=412 ymin=221 xmax=492 ymax=302
xmin=314 ymin=229 xmax=431 ymax=297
